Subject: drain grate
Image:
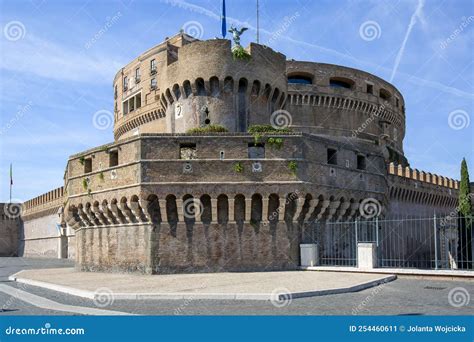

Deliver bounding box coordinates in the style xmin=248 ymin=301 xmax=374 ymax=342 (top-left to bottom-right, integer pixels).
xmin=424 ymin=286 xmax=446 ymax=290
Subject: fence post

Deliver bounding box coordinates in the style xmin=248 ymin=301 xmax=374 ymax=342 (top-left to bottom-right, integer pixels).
xmin=355 ymin=219 xmax=358 ymax=267
xmin=375 ymin=217 xmax=379 ymax=247
xmin=434 ymin=213 xmax=438 ymax=270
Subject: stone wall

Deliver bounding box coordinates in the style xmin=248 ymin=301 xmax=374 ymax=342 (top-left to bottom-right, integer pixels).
xmin=387 ymin=162 xmax=458 ymax=217
xmin=0 ymin=204 xmax=20 ymax=256
xmin=21 ymin=186 xmax=74 ymax=259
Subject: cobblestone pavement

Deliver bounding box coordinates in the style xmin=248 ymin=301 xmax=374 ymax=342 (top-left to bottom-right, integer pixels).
xmin=0 ymin=258 xmax=472 ymax=315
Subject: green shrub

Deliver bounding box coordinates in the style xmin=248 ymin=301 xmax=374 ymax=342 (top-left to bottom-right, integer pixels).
xmin=288 ymin=161 xmax=298 ymax=175
xmin=79 ymin=156 xmax=85 ymax=165
xmin=233 ymin=162 xmax=244 ymax=173
xmin=248 ymin=125 xmax=291 ymax=134
xmin=98 ymin=172 xmax=104 ymax=181
xmin=267 ymin=137 xmax=284 ymax=149
xmin=186 ymin=125 xmax=229 ymax=134
xmin=82 ymin=178 xmax=88 ymax=190
xmin=232 ymin=46 xmax=251 ymax=61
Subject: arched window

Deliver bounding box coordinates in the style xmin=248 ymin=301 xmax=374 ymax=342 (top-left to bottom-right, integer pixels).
xmin=329 ymin=77 xmax=354 ymax=89
xmin=195 ymin=78 xmax=206 ymax=96
xmin=172 ymin=84 xmax=181 ymax=100
xmin=183 ymin=80 xmax=192 ymax=98
xmin=210 ymin=77 xmax=219 ymax=97
xmin=379 ymin=88 xmax=392 ymax=101
xmin=288 ymin=75 xmax=312 ymax=85
xmin=223 ymin=77 xmax=233 ymax=93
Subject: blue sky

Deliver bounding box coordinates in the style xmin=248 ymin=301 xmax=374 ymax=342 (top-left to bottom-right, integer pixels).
xmin=0 ymin=0 xmax=473 ymax=202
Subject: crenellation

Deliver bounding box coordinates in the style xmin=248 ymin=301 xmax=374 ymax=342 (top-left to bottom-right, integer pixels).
xmin=387 ymin=162 xmax=457 ymax=190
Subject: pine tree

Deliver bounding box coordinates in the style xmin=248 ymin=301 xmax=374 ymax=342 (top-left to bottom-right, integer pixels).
xmin=458 ymin=158 xmax=472 ymax=269
xmin=459 ymin=158 xmax=472 ymax=221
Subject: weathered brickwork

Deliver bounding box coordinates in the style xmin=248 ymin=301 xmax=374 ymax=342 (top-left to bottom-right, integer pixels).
xmin=15 ymin=33 xmax=459 ymax=273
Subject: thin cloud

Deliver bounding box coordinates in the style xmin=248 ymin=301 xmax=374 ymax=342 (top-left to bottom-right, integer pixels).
xmin=390 ymin=0 xmax=425 ymax=82
xmin=0 ymin=34 xmax=125 ymax=83
xmin=161 ymin=0 xmax=472 ymax=99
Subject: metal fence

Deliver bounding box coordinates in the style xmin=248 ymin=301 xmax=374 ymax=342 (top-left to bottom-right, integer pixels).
xmin=305 ymin=215 xmax=473 ymax=270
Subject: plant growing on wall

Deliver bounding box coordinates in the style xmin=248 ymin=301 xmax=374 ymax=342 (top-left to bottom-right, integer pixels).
xmin=267 ymin=137 xmax=284 ymax=149
xmin=248 ymin=125 xmax=291 ymax=134
xmin=186 ymin=125 xmax=229 ymax=134
xmin=233 ymin=162 xmax=244 ymax=173
xmin=98 ymin=172 xmax=105 ymax=181
xmin=248 ymin=125 xmax=289 ymax=148
xmin=253 ymin=133 xmax=262 ymax=146
xmin=232 ymin=46 xmax=251 ymax=61
xmin=82 ymin=178 xmax=88 ymax=191
xmin=79 ymin=156 xmax=85 ymax=165
xmin=288 ymin=161 xmax=298 ymax=175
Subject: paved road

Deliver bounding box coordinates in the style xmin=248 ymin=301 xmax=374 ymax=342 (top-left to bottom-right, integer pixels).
xmin=0 ymin=258 xmax=472 ymax=315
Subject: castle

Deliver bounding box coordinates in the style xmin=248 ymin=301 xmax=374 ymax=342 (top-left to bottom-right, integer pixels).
xmin=2 ymin=32 xmax=460 ymax=273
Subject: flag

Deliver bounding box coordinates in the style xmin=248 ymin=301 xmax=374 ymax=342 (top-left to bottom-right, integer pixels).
xmin=9 ymin=163 xmax=12 ymax=185
xmin=221 ymin=0 xmax=227 ymax=38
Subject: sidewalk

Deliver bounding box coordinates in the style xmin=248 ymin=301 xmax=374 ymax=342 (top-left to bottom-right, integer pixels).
xmin=9 ymin=268 xmax=396 ymax=301
xmin=301 ymin=266 xmax=474 ymax=280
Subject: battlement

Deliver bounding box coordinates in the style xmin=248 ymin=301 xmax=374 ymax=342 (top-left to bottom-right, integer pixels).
xmin=388 ymin=162 xmax=458 ymax=189
xmin=23 ymin=186 xmax=65 ymax=217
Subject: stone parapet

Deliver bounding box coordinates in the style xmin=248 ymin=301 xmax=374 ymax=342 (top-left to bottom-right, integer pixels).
xmin=23 ymin=186 xmax=65 ymax=219
xmin=388 ymin=162 xmax=458 ymax=190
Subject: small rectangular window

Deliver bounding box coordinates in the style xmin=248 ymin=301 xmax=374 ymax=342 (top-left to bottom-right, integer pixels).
xmin=327 ymin=148 xmax=337 ymax=165
xmin=84 ymin=158 xmax=92 ymax=173
xmin=136 ymin=93 xmax=141 ymax=109
xmin=248 ymin=143 xmax=265 ymax=159
xmin=395 ymin=97 xmax=399 ymax=108
xmin=366 ymin=84 xmax=373 ymax=94
xmin=150 ymin=59 xmax=156 ymax=73
xmin=180 ymin=143 xmax=196 ymax=160
xmin=109 ymin=151 xmax=119 ymax=167
xmin=123 ymin=76 xmax=128 ymax=90
xmin=123 ymin=101 xmax=129 ymax=115
xmin=357 ymin=155 xmax=366 ymax=170
xmin=135 ymin=68 xmax=140 ymax=82
xmin=151 ymin=78 xmax=157 ymax=89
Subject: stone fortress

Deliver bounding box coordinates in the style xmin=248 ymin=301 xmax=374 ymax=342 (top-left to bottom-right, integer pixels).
xmin=1 ymin=32 xmax=460 ymax=274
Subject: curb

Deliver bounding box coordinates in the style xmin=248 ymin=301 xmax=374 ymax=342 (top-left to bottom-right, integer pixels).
xmin=300 ymin=266 xmax=474 ymax=280
xmin=9 ymin=271 xmax=396 ymax=301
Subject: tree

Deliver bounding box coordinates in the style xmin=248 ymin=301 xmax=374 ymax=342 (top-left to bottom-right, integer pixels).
xmin=459 ymin=158 xmax=472 ymax=219
xmin=458 ymin=158 xmax=472 ymax=269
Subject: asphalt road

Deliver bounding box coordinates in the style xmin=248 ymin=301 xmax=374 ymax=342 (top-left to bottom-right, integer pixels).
xmin=0 ymin=258 xmax=472 ymax=316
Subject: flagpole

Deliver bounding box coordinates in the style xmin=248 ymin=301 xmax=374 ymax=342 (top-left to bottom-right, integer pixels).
xmin=9 ymin=163 xmax=12 ymax=203
xmin=256 ymin=0 xmax=260 ymax=43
